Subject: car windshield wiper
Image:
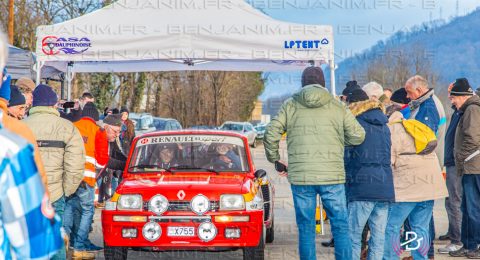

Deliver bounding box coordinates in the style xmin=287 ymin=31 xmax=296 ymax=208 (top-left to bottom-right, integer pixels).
xmin=128 ymin=165 xmax=173 ymax=173
xmin=170 ymin=166 xmax=220 ymax=175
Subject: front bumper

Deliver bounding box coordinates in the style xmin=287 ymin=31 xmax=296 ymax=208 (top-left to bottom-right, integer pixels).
xmin=102 ymin=210 xmax=263 ymax=249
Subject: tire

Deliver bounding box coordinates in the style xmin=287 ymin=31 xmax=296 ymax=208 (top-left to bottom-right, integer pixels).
xmin=243 ymin=225 xmax=265 ymax=260
xmin=104 ymin=243 xmax=128 ymax=260
xmin=251 ymin=139 xmax=257 ymax=148
xmin=266 ymin=219 xmax=274 ymax=243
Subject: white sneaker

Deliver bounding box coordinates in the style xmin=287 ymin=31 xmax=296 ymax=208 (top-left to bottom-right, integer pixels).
xmin=438 ymin=243 xmax=463 ymax=254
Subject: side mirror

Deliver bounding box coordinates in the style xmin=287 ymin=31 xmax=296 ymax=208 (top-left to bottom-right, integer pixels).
xmin=254 ymin=169 xmax=267 ymax=179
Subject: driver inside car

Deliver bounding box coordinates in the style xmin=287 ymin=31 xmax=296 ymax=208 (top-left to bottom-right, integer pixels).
xmin=209 ymin=144 xmax=241 ymax=170
xmin=154 ymin=144 xmax=180 ymax=169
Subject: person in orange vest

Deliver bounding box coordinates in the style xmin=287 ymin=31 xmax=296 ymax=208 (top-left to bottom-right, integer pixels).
xmin=64 ymin=102 xmax=107 ymax=258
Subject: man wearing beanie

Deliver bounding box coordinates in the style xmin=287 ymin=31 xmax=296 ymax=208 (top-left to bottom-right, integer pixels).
xmin=345 ymin=88 xmax=394 ymax=260
xmin=7 ymin=85 xmax=27 ymax=120
xmin=23 ymin=84 xmax=86 ymax=260
xmin=340 ymin=80 xmax=361 ymax=102
xmin=97 ymin=114 xmax=125 ymax=208
xmin=264 ymin=66 xmax=365 ymax=260
xmin=449 ymin=78 xmax=480 ymax=258
xmin=15 ymin=77 xmax=35 ymax=110
xmin=438 ymin=81 xmax=465 ymax=254
xmin=63 ymin=102 xmax=105 ymax=256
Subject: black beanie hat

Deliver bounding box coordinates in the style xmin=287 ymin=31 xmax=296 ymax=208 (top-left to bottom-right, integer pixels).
xmin=347 ymin=89 xmax=369 ymax=103
xmin=120 ymin=106 xmax=129 ymax=114
xmin=32 ymin=84 xmax=58 ymax=107
xmin=342 ymin=80 xmax=361 ymax=96
xmin=301 ymin=66 xmax=326 ymax=87
xmin=450 ymin=78 xmax=474 ymax=96
xmin=391 ymin=88 xmax=410 ymax=105
xmin=8 ymin=85 xmax=26 ymax=107
xmin=82 ymin=102 xmax=100 ymax=121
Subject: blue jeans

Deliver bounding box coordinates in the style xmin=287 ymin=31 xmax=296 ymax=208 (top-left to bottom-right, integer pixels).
xmin=64 ymin=184 xmax=95 ymax=250
xmin=383 ymin=201 xmax=434 ymax=260
xmin=291 ymin=184 xmax=351 ymax=260
xmin=461 ymin=174 xmax=480 ymax=250
xmin=349 ymin=201 xmax=389 ymax=260
xmin=51 ymin=197 xmax=66 ymax=260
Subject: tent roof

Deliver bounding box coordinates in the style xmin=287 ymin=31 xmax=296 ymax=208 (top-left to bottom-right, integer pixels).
xmin=7 ymin=45 xmax=35 ymax=80
xmin=35 ymin=0 xmax=334 ymax=73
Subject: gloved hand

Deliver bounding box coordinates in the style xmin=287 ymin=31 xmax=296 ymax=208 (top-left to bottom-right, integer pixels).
xmin=0 ymin=68 xmax=11 ymax=101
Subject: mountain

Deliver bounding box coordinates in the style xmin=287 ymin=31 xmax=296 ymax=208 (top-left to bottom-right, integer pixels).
xmin=334 ymin=8 xmax=480 ymax=93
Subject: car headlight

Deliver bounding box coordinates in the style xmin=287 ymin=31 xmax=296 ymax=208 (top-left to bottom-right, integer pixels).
xmin=220 ymin=194 xmax=245 ymax=210
xmin=149 ymin=194 xmax=169 ymax=215
xmin=190 ymin=194 xmax=210 ymax=215
xmin=117 ymin=194 xmax=143 ymax=210
xmin=198 ymin=222 xmax=217 ymax=242
xmin=142 ymin=222 xmax=162 ymax=242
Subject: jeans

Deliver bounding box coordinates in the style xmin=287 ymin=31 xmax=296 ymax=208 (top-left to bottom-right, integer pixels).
xmin=51 ymin=196 xmax=66 ymax=260
xmin=461 ymin=174 xmax=480 ymax=250
xmin=383 ymin=200 xmax=434 ymax=260
xmin=445 ymin=166 xmax=463 ymax=244
xmin=349 ymin=201 xmax=389 ymax=260
xmin=64 ymin=183 xmax=95 ymax=250
xmin=291 ymin=184 xmax=351 ymax=260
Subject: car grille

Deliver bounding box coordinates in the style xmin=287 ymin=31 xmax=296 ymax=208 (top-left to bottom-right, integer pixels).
xmin=144 ymin=200 xmax=219 ymax=212
xmin=261 ymin=184 xmax=270 ymax=221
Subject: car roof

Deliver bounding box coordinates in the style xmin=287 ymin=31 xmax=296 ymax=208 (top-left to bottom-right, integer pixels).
xmin=135 ymin=130 xmax=248 ymax=140
xmin=222 ymin=121 xmax=250 ymax=125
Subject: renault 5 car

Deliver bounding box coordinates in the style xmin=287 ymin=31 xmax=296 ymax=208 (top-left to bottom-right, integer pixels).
xmin=102 ymin=131 xmax=274 ymax=260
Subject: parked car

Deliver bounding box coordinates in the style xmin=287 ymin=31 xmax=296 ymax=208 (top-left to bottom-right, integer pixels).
xmin=254 ymin=124 xmax=266 ymax=140
xmin=153 ymin=117 xmax=183 ymax=131
xmin=219 ymin=121 xmax=257 ymax=148
xmin=188 ymin=125 xmax=217 ymax=130
xmin=129 ymin=113 xmax=156 ymax=136
xmin=102 ymin=131 xmax=274 ymax=260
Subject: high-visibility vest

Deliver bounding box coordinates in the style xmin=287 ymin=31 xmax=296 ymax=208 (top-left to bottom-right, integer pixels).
xmin=74 ymin=117 xmax=100 ymax=187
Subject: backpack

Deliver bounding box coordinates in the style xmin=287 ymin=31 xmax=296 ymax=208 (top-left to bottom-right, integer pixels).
xmin=393 ymin=119 xmax=438 ymax=155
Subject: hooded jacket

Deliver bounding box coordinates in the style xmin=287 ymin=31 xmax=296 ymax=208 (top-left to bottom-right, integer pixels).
xmin=345 ymin=100 xmax=395 ymax=202
xmin=0 ymin=99 xmax=48 ymax=189
xmin=388 ymin=111 xmax=448 ymax=202
xmin=23 ymin=106 xmax=85 ymax=202
xmin=454 ymin=95 xmax=480 ymax=175
xmin=264 ymin=84 xmax=366 ymax=185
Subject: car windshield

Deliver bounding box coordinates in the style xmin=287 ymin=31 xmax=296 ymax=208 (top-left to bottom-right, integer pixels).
xmin=221 ymin=123 xmax=243 ymax=131
xmin=255 ymin=126 xmax=265 ymax=131
xmin=128 ymin=135 xmax=250 ymax=173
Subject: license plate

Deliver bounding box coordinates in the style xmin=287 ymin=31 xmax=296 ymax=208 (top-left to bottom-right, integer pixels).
xmin=167 ymin=226 xmax=195 ymax=237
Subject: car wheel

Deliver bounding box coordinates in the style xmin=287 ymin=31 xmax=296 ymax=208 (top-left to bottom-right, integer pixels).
xmin=104 ymin=243 xmax=128 ymax=260
xmin=266 ymin=218 xmax=274 ymax=243
xmin=243 ymin=225 xmax=265 ymax=260
xmin=251 ymin=139 xmax=257 ymax=148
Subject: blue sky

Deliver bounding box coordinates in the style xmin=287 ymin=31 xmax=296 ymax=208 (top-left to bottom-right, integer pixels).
xmin=256 ymin=0 xmax=480 ymax=100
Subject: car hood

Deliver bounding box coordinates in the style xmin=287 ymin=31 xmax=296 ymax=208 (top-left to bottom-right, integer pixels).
xmin=117 ymin=173 xmax=250 ymax=200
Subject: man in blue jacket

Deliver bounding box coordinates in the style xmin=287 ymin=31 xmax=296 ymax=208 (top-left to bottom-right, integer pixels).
xmin=405 ymin=75 xmax=447 ymax=258
xmin=345 ymin=89 xmax=395 ymax=260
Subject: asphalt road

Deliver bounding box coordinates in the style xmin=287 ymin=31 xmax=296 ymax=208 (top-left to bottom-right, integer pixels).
xmin=88 ymin=141 xmax=464 ymax=260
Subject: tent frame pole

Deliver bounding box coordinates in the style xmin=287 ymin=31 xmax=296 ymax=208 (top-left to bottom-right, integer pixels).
xmin=66 ymin=62 xmax=74 ymax=100
xmin=35 ymin=61 xmax=44 ymax=86
xmin=329 ymin=59 xmax=336 ymax=96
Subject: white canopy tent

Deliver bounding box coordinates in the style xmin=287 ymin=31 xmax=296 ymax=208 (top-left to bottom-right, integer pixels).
xmin=35 ymin=0 xmax=336 ymax=99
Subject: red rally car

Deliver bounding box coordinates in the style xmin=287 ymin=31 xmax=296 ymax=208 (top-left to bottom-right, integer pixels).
xmin=102 ymin=131 xmax=275 ymax=260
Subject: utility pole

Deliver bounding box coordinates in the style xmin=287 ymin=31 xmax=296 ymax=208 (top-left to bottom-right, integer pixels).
xmin=8 ymin=0 xmax=14 ymax=44
xmin=456 ymin=0 xmax=460 ymax=17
